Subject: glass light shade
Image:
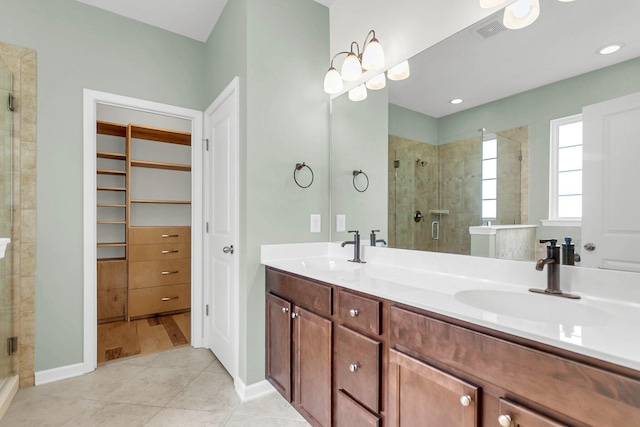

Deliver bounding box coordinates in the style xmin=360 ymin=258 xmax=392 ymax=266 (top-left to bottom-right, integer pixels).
xmin=323 ymin=67 xmax=344 ymax=94
xmin=361 ymin=38 xmax=385 ymax=71
xmin=341 ymin=52 xmax=363 ymax=82
xmin=479 ymin=0 xmax=510 ymax=8
xmin=503 ymin=0 xmax=540 ymax=30
xmin=348 ymin=84 xmax=367 ymax=102
xmin=387 ymin=60 xmax=410 ymax=81
xmin=365 ymin=73 xmax=386 ymax=90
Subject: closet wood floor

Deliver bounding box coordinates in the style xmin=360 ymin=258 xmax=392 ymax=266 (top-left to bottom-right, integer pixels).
xmin=97 ymin=312 xmax=190 ymax=365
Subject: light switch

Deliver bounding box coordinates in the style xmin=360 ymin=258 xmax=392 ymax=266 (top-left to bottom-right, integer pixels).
xmin=310 ymin=214 xmax=321 ymax=233
xmin=336 ymin=214 xmax=346 ymax=232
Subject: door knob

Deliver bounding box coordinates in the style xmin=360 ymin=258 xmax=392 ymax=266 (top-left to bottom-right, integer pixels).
xmin=222 ymin=245 xmax=234 ymax=254
xmin=583 ymin=242 xmax=596 ymax=251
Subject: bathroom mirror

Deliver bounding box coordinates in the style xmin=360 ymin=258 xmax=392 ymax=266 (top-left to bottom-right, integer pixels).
xmin=330 ymin=0 xmax=640 ymax=268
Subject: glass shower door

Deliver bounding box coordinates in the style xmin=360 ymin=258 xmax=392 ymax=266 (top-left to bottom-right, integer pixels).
xmin=0 ymin=56 xmax=14 ymax=384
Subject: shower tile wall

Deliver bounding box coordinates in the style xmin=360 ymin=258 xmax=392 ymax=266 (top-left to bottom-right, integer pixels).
xmin=0 ymin=41 xmax=37 ymax=388
xmin=389 ymin=127 xmax=528 ymax=256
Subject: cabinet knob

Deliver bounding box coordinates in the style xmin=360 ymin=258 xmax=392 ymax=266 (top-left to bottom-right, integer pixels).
xmin=349 ymin=309 xmax=359 ymax=317
xmin=459 ymin=395 xmax=472 ymax=407
xmin=349 ymin=363 xmax=359 ymax=372
xmin=291 ymin=312 xmax=299 ymax=319
xmin=281 ymin=307 xmax=289 ymax=313
xmin=498 ymin=414 xmax=512 ymax=427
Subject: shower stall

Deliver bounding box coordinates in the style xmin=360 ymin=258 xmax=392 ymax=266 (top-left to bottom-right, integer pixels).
xmin=0 ymin=55 xmax=16 ymax=409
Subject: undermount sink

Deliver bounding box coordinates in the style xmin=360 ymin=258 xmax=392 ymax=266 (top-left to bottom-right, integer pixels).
xmin=300 ymin=258 xmax=361 ymax=272
xmin=454 ymin=289 xmax=613 ymax=327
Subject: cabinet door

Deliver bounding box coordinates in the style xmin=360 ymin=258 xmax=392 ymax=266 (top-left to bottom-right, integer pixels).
xmin=266 ymin=293 xmax=292 ymax=401
xmin=294 ymin=306 xmax=332 ymax=427
xmin=337 ymin=390 xmax=380 ymax=427
xmin=388 ymin=349 xmax=479 ymax=427
xmin=497 ymin=399 xmax=567 ymax=427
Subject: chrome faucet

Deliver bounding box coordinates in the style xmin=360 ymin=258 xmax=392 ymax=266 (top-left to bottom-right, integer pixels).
xmin=529 ymin=239 xmax=580 ymax=299
xmin=370 ymin=229 xmax=387 ymax=247
xmin=342 ymin=230 xmax=365 ymax=263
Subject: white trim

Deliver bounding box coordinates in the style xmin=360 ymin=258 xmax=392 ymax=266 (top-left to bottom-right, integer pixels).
xmin=548 ymin=113 xmax=583 ymax=222
xmin=541 ymin=219 xmax=582 ymax=227
xmin=35 ymin=363 xmax=84 ymax=386
xmin=203 ymin=77 xmax=241 ymax=381
xmin=234 ymin=378 xmax=276 ymax=403
xmin=82 ymin=89 xmax=203 ymax=376
xmin=0 ymin=375 xmax=18 ymax=420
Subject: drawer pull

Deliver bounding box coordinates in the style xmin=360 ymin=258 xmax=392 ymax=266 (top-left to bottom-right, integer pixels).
xmin=349 ymin=309 xmax=359 ymax=317
xmin=281 ymin=307 xmax=289 ymax=313
xmin=349 ymin=363 xmax=359 ymax=373
xmin=498 ymin=414 xmax=512 ymax=427
xmin=161 ymin=296 xmax=179 ymax=301
xmin=161 ymin=250 xmax=179 ymax=254
xmin=162 ymin=234 xmax=179 ymax=238
xmin=459 ymin=395 xmax=472 ymax=407
xmin=161 ymin=271 xmax=179 ymax=275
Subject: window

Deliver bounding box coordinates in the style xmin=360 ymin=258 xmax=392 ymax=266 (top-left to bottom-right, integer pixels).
xmin=481 ymin=134 xmax=497 ymax=220
xmin=546 ymin=114 xmax=582 ymax=225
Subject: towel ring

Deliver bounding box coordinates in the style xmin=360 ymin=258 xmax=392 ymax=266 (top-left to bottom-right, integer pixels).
xmin=294 ymin=162 xmax=314 ymax=188
xmin=352 ymin=169 xmax=369 ymax=193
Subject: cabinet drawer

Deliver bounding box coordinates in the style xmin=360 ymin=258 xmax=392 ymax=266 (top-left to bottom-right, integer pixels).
xmin=129 ymin=226 xmax=191 ymax=244
xmin=129 ymin=259 xmax=191 ymax=289
xmin=336 ymin=325 xmax=381 ymax=413
xmin=129 ymin=242 xmax=191 ymax=262
xmin=498 ymin=399 xmax=566 ymax=427
xmin=97 ymin=259 xmax=127 ymax=290
xmin=97 ymin=288 xmax=126 ymax=321
xmin=266 ymin=268 xmax=332 ymax=317
xmin=129 ymin=283 xmax=190 ymax=318
xmin=338 ymin=289 xmax=381 ymax=335
xmin=337 ymin=390 xmax=380 ymax=427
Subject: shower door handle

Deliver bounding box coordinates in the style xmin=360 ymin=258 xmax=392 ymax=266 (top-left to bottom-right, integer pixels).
xmin=431 ymin=221 xmax=440 ymax=240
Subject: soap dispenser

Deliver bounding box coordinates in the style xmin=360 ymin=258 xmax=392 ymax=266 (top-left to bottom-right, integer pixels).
xmin=561 ymin=237 xmax=581 ymax=265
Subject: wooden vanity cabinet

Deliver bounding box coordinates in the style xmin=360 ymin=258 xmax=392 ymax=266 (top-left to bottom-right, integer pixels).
xmin=266 ymin=268 xmax=333 ymax=427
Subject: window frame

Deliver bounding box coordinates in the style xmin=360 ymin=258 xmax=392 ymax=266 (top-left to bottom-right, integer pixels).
xmin=544 ymin=113 xmax=583 ymax=227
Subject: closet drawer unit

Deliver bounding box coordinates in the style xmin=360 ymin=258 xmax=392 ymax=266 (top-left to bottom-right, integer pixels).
xmin=129 ymin=259 xmax=191 ymax=289
xmin=97 ymin=259 xmax=127 ymax=291
xmin=129 ymin=283 xmax=190 ymax=318
xmin=335 ymin=325 xmax=381 ymax=413
xmin=97 ymin=288 xmax=127 ymax=321
xmin=129 ymin=242 xmax=191 ymax=262
xmin=337 ymin=390 xmax=380 ymax=427
xmin=338 ymin=289 xmax=381 ymax=335
xmin=129 ymin=226 xmax=191 ymax=245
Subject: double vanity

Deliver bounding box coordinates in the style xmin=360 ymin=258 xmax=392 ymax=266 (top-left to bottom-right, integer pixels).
xmin=261 ymin=242 xmax=640 ymax=426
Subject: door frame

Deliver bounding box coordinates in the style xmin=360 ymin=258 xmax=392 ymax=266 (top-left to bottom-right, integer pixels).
xmin=203 ymin=77 xmax=240 ymax=382
xmin=82 ymin=89 xmax=204 ymax=373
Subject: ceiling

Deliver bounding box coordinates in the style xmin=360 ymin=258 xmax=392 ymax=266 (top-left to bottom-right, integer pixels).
xmin=77 ymin=0 xmax=336 ymax=42
xmin=388 ymin=0 xmax=640 ymax=118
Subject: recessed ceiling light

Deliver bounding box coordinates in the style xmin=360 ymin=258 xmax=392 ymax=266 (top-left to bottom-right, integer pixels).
xmin=597 ymin=43 xmax=624 ymax=55
xmin=450 ymin=98 xmax=463 ymax=105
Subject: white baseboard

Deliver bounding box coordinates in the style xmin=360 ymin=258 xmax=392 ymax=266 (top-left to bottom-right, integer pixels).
xmin=0 ymin=375 xmax=19 ymax=421
xmin=234 ymin=378 xmax=275 ymax=402
xmin=35 ymin=363 xmax=85 ymax=386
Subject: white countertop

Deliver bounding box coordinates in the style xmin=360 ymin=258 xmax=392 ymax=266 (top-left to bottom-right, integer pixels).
xmin=261 ymin=242 xmax=640 ymax=372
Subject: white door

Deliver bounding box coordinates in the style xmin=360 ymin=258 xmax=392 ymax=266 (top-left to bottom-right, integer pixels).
xmin=582 ymin=91 xmax=640 ymax=272
xmin=204 ymin=78 xmax=239 ymax=378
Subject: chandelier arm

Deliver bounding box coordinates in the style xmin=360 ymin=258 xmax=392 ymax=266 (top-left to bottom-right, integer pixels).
xmin=330 ymin=51 xmax=351 ymax=67
xmin=362 ymin=30 xmax=376 ymax=52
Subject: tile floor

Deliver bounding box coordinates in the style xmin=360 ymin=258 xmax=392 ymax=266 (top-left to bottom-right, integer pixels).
xmin=1 ymin=347 xmax=311 ymax=426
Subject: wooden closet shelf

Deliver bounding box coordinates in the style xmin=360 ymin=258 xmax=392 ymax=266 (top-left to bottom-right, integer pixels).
xmin=97 ymin=186 xmax=127 ymax=192
xmin=97 ymin=151 xmax=126 ymax=161
xmin=97 ymin=221 xmax=126 ymax=225
xmin=97 ymin=204 xmax=126 ymax=208
xmin=130 ymin=160 xmax=191 ymax=172
xmin=131 ymin=199 xmax=191 ymax=205
xmin=97 ymin=121 xmax=127 ymax=137
xmin=130 ymin=125 xmax=191 ymax=146
xmin=97 ymin=257 xmax=127 ymax=262
xmin=97 ymin=242 xmax=127 ymax=248
xmin=97 ymin=169 xmax=126 ymax=175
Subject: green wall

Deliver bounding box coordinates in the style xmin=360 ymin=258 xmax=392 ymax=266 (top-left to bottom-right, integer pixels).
xmin=389 ymin=103 xmax=438 ymax=145
xmin=0 ymin=0 xmax=205 ymax=371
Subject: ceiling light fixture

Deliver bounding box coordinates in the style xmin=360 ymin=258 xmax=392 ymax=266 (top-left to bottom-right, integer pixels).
xmin=480 ymin=0 xmax=574 ymax=30
xmin=450 ymin=98 xmax=464 ymax=105
xmin=597 ymin=43 xmax=624 ymax=55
